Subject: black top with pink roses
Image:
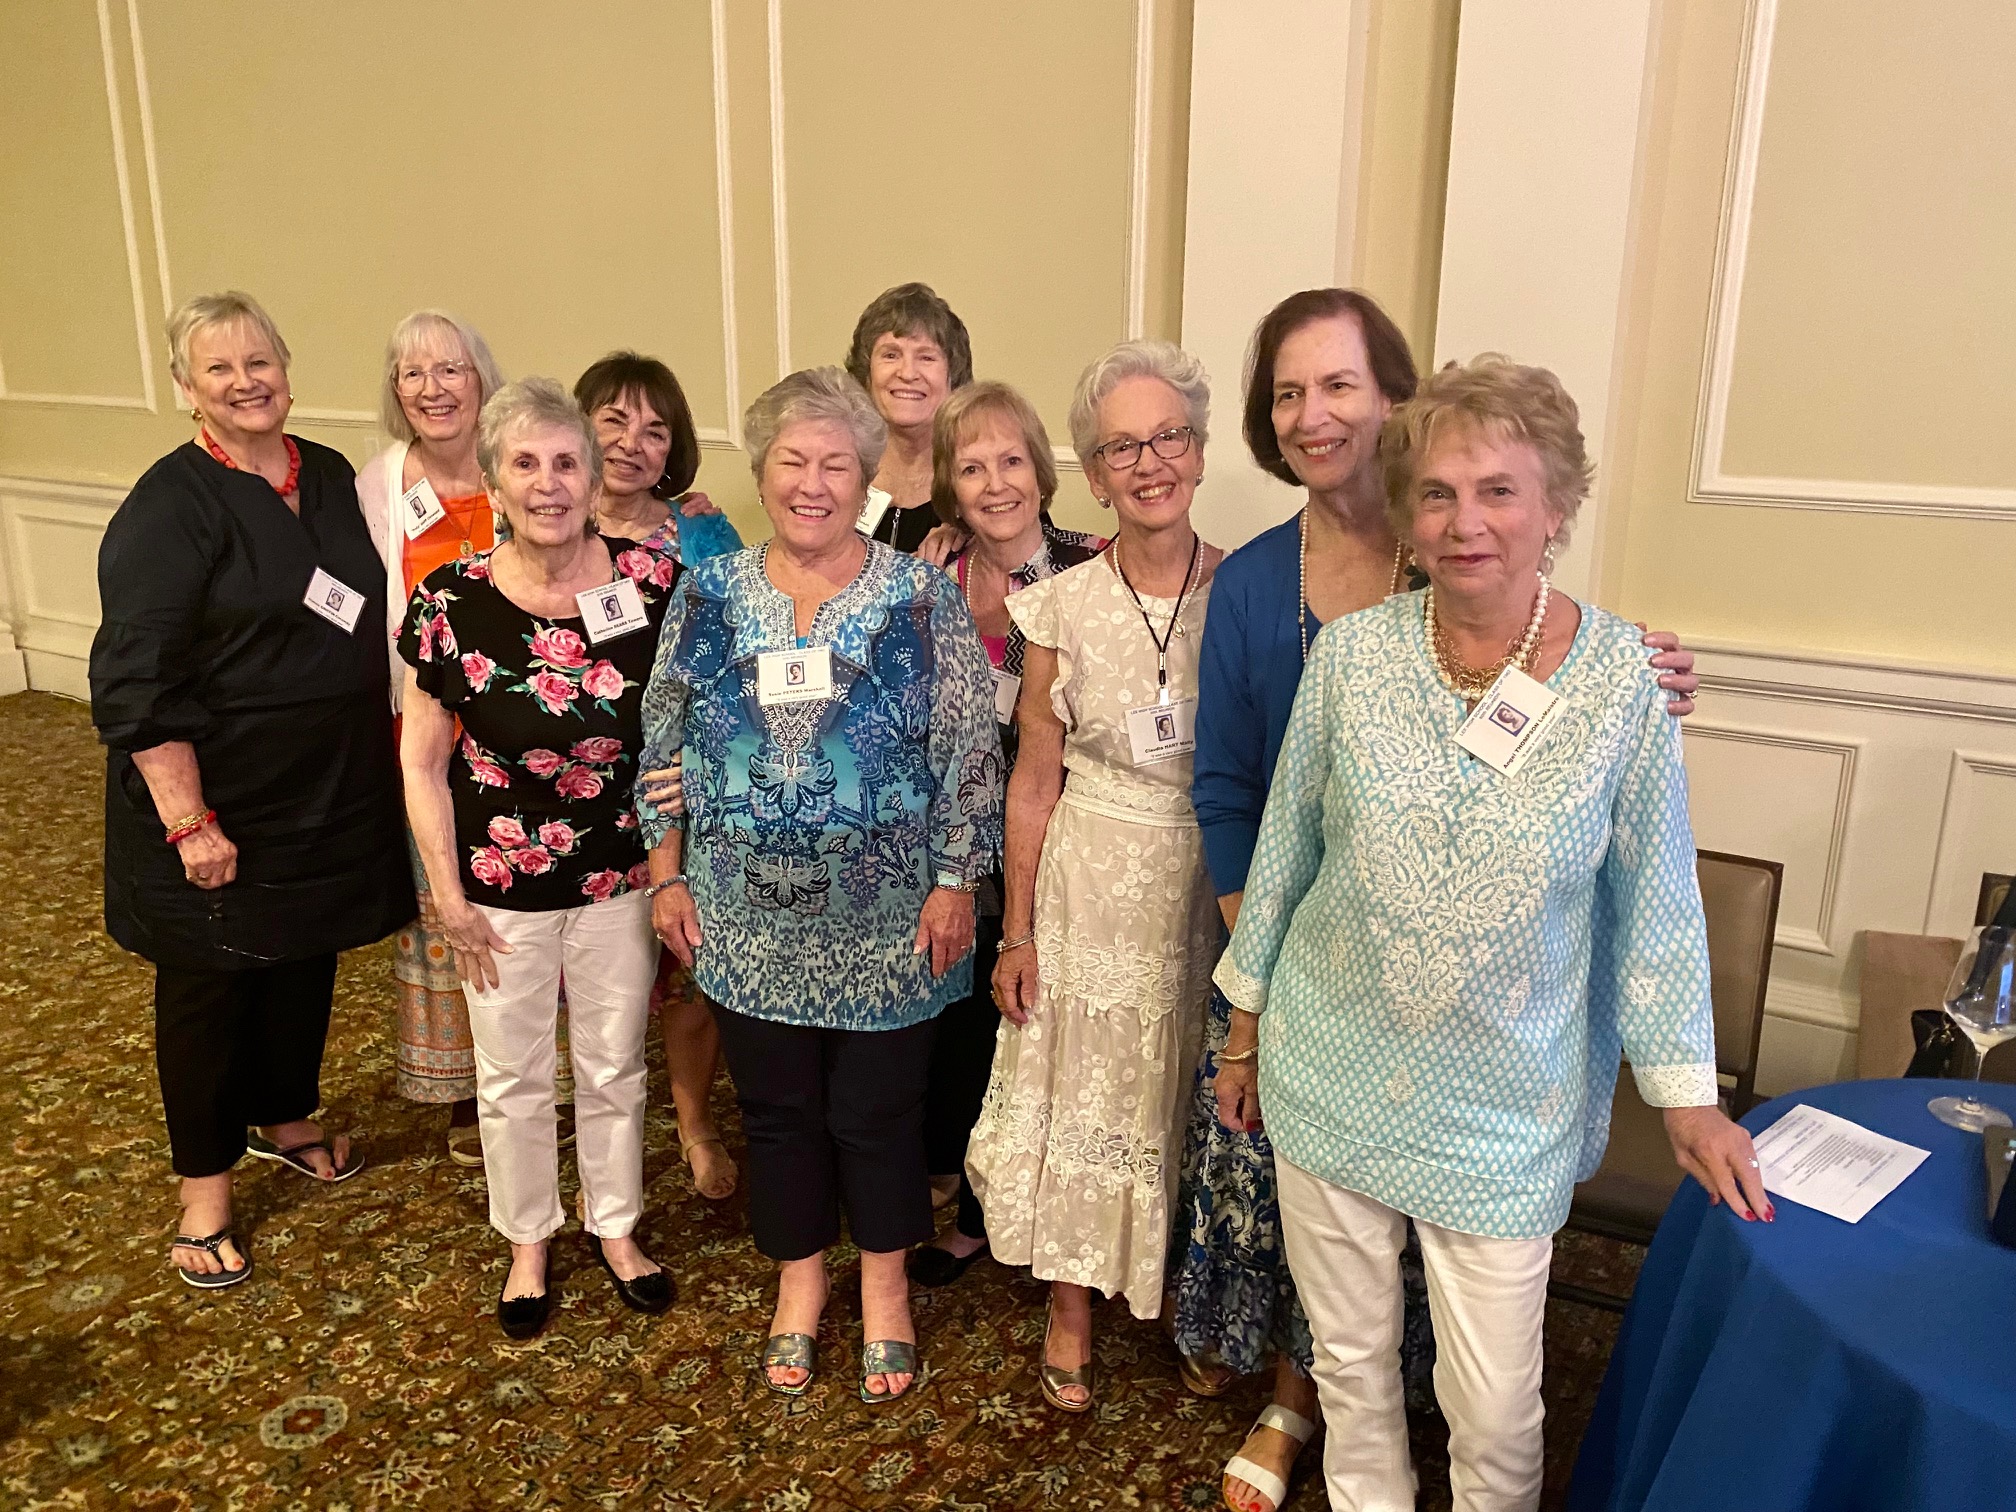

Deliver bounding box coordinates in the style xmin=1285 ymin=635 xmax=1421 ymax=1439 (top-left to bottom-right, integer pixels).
xmin=398 ymin=536 xmax=675 ymax=912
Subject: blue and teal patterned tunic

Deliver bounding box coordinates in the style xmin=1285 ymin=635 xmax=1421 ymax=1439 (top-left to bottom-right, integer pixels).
xmin=636 ymin=541 xmax=1004 ymax=1030
xmin=1215 ymin=593 xmax=1718 ymax=1240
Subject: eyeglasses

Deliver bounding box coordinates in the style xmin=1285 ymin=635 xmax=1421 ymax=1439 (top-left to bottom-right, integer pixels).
xmin=1091 ymin=426 xmax=1195 ymax=471
xmin=394 ymin=361 xmax=474 ymax=396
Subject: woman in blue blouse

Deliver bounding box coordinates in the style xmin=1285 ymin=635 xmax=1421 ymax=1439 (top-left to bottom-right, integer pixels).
xmin=1214 ymin=355 xmax=1764 ymax=1511
xmin=636 ymin=367 xmax=1002 ymax=1405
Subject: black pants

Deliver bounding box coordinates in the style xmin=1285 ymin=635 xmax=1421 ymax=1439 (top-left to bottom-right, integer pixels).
xmin=922 ymin=913 xmax=1003 ymax=1240
xmin=153 ymin=954 xmax=339 ymax=1177
xmin=710 ymin=1003 xmax=937 ymax=1262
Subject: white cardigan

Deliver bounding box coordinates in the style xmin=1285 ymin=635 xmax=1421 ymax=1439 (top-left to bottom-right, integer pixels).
xmin=354 ymin=441 xmax=415 ymax=711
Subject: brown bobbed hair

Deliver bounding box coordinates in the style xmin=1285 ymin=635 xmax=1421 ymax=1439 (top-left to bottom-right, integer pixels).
xmin=1242 ymin=289 xmax=1418 ymax=485
xmin=572 ymin=351 xmax=702 ymax=500
xmin=930 ymin=381 xmax=1059 ymax=524
xmin=845 ymin=282 xmax=975 ymax=395
xmin=1377 ymin=353 xmax=1593 ymax=547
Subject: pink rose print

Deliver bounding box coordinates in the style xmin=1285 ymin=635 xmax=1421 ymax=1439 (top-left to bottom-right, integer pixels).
xmin=522 ymin=748 xmax=563 ymax=778
xmin=528 ymin=625 xmax=588 ymax=670
xmin=527 ymin=669 xmax=579 ymax=717
xmin=461 ymin=649 xmax=498 ymax=692
xmin=462 ymin=557 xmax=491 ymax=580
xmin=579 ymin=869 xmax=621 ymax=903
xmin=554 ymin=765 xmax=605 ymax=801
xmin=415 ymin=614 xmax=437 ymax=662
xmin=571 ymin=736 xmax=624 ymax=764
xmin=469 ymin=845 xmax=513 ymax=892
xmin=651 ymin=555 xmax=677 ymax=588
xmin=487 ymin=815 xmax=529 ymax=848
xmin=615 ymin=811 xmax=639 ymax=830
xmin=507 ymin=845 xmax=556 ymax=876
xmin=431 ymin=613 xmax=458 ymax=659
xmin=581 ymin=660 xmax=626 ymax=701
xmin=462 ymin=736 xmax=511 ymax=788
xmin=615 ymin=549 xmax=655 ymax=583
xmin=626 ymin=863 xmax=652 ymax=891
xmin=536 ymin=820 xmax=577 ymax=852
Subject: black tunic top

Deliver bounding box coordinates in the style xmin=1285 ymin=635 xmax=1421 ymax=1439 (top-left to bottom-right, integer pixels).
xmin=397 ymin=538 xmax=673 ymax=912
xmin=869 ymin=497 xmax=939 ymax=554
xmin=91 ymin=438 xmax=414 ymax=971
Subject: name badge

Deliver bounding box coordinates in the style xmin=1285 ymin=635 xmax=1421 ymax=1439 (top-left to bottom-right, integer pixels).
xmin=757 ymin=646 xmax=834 ymax=705
xmin=576 ymin=577 xmax=650 ymax=644
xmin=303 ymin=567 xmax=365 ymax=634
xmin=1454 ymin=665 xmax=1564 ymax=777
xmin=399 ymin=476 xmax=446 ymax=539
xmin=1125 ymin=696 xmax=1197 ymax=766
xmin=991 ymin=668 xmax=1022 ymax=724
xmin=857 ymin=486 xmax=892 ymax=540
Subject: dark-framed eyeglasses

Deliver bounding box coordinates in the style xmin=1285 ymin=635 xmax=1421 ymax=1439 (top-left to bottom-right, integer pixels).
xmin=394 ymin=361 xmax=474 ymax=396
xmin=1091 ymin=425 xmax=1195 ymax=472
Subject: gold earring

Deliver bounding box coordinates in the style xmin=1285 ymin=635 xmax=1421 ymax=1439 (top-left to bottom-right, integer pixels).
xmin=190 ymin=407 xmax=201 ymax=422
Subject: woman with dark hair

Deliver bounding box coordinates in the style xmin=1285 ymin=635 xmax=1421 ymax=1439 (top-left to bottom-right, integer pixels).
xmin=843 ymin=282 xmax=974 ymax=553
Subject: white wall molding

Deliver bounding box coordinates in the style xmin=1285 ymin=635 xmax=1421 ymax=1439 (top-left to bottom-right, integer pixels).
xmin=708 ymin=0 xmax=744 ymax=445
xmin=124 ymin=0 xmax=171 ymax=316
xmin=0 ymin=476 xmax=124 ymax=702
xmin=289 ymin=407 xmax=379 ymax=432
xmin=1689 ymin=0 xmax=2016 ymax=523
xmin=1124 ymin=0 xmax=1157 ymax=340
xmin=1692 ymin=639 xmax=2016 ymax=726
xmin=764 ymin=0 xmax=791 ymax=379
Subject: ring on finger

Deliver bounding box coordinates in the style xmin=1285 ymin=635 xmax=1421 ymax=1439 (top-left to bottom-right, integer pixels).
xmin=1747 ymin=1158 xmax=1760 ymax=1168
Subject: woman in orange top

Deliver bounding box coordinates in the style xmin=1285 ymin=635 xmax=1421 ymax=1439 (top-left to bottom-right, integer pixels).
xmin=357 ymin=310 xmax=506 ymax=1164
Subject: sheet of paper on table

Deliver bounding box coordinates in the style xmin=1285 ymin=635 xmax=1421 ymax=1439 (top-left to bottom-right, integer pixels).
xmin=1752 ymin=1103 xmax=1930 ymax=1223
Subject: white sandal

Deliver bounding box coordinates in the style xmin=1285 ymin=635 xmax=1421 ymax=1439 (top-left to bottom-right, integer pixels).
xmin=1222 ymin=1404 xmax=1319 ymax=1512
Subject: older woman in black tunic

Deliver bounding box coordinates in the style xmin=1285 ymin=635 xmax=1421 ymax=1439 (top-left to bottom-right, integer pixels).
xmin=90 ymin=291 xmax=412 ymax=1290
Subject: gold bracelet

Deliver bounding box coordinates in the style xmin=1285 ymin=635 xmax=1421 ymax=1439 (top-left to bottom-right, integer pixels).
xmin=1217 ymin=1045 xmax=1259 ymax=1064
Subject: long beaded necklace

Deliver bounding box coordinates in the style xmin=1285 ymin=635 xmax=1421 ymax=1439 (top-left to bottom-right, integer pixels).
xmin=1424 ymin=571 xmax=1552 ymax=701
xmin=1297 ymin=507 xmax=1409 ymax=659
xmin=201 ymin=427 xmax=301 ymax=498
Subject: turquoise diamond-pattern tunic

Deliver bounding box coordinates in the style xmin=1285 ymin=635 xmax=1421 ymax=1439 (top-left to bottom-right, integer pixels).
xmin=1214 ymin=594 xmax=1718 ymax=1241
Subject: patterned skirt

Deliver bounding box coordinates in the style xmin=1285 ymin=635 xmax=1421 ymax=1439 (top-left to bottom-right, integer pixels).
xmin=1169 ymin=987 xmax=1438 ymax=1409
xmin=394 ymin=833 xmax=477 ymax=1103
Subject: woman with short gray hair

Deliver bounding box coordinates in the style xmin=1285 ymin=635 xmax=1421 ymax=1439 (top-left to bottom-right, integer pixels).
xmin=637 ymin=366 xmax=1002 ymax=1402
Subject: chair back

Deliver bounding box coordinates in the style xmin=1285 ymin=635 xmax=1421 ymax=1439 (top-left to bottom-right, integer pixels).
xmin=1697 ymin=849 xmax=1782 ymax=1113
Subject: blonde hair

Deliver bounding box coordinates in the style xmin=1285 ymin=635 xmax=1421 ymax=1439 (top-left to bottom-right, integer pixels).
xmin=930 ymin=380 xmax=1059 ymax=524
xmin=1378 ymin=353 xmax=1592 ymax=545
xmin=378 ymin=310 xmax=505 ymax=443
xmin=165 ymin=291 xmax=290 ymax=388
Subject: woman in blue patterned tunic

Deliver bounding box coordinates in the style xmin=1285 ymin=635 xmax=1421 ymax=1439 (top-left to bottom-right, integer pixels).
xmin=636 ymin=367 xmax=1002 ymax=1405
xmin=1213 ymin=355 xmax=1766 ymax=1512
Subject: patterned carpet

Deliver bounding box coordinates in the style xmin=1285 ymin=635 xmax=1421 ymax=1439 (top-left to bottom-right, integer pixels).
xmin=0 ymin=689 xmax=1643 ymax=1510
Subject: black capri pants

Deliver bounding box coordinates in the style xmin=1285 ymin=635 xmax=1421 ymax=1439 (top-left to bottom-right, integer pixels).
xmin=710 ymin=1002 xmax=938 ymax=1261
xmin=154 ymin=953 xmax=339 ymax=1177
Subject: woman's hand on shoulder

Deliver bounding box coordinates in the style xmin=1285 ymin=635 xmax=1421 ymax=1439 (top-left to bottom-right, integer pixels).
xmin=916 ymin=522 xmax=969 ymax=571
xmin=1664 ymin=1104 xmax=1773 ymax=1222
xmin=676 ymin=491 xmax=722 ymax=518
xmin=1638 ymin=624 xmax=1698 ymax=716
xmin=991 ymin=935 xmax=1038 ymax=1026
xmin=915 ymin=886 xmax=976 ymax=978
xmin=176 ymin=824 xmax=237 ymax=890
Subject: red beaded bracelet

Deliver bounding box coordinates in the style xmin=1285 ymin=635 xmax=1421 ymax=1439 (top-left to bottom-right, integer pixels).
xmin=164 ymin=808 xmax=216 ymax=844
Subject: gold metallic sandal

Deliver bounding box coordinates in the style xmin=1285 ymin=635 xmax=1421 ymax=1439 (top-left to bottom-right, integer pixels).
xmin=1038 ymin=1309 xmax=1095 ymax=1413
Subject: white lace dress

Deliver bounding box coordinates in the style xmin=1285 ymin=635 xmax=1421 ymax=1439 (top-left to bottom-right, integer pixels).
xmin=965 ymin=555 xmax=1221 ymax=1316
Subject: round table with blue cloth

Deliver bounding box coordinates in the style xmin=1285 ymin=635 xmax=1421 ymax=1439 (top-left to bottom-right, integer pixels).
xmin=1569 ymin=1077 xmax=2016 ymax=1512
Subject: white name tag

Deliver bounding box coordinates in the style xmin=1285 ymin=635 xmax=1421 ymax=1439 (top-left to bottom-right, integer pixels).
xmin=399 ymin=476 xmax=446 ymax=539
xmin=1125 ymin=696 xmax=1197 ymax=766
xmin=857 ymin=486 xmax=892 ymax=540
xmin=303 ymin=567 xmax=365 ymax=634
xmin=1454 ymin=665 xmax=1564 ymax=776
xmin=575 ymin=576 xmax=650 ymax=644
xmin=992 ymin=668 xmax=1022 ymax=724
xmin=757 ymin=646 xmax=834 ymax=705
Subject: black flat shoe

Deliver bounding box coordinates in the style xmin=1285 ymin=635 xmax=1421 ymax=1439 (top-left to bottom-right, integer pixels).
xmin=497 ymin=1283 xmax=553 ymax=1340
xmin=591 ymin=1235 xmax=673 ymax=1314
xmin=907 ymin=1240 xmax=990 ymax=1288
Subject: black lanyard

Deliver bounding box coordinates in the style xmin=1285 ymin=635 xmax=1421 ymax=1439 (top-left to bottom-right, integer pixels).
xmin=1111 ymin=533 xmax=1200 ymax=705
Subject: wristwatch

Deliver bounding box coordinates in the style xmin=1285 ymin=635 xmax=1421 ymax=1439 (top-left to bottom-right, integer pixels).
xmin=934 ymin=872 xmax=980 ymax=893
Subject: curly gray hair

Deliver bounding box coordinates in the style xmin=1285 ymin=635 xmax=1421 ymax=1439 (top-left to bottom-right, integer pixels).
xmin=476 ymin=377 xmax=602 ymax=492
xmin=1066 ymin=339 xmax=1210 ymax=473
xmin=742 ymin=366 xmax=887 ymax=483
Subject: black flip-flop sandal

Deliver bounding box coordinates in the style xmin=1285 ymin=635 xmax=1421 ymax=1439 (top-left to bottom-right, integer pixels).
xmin=246 ymin=1131 xmax=366 ymax=1183
xmin=173 ymin=1228 xmax=252 ymax=1290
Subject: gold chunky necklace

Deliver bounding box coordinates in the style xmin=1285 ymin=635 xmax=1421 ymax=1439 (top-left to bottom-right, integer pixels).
xmin=1297 ymin=508 xmax=1409 ymax=660
xmin=1424 ymin=571 xmax=1552 ymax=701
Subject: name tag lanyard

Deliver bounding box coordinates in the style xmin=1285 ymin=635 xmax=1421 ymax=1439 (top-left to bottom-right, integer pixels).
xmin=1111 ymin=533 xmax=1200 ymax=706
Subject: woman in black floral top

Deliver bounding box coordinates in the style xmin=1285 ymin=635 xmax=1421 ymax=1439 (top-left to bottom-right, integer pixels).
xmin=400 ymin=378 xmax=674 ymax=1339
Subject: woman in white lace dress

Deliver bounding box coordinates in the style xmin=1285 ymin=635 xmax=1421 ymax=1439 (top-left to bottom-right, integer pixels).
xmin=967 ymin=341 xmax=1224 ymax=1412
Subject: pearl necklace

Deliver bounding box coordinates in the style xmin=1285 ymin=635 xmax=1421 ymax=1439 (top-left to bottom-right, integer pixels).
xmin=1424 ymin=572 xmax=1552 ymax=701
xmin=1297 ymin=507 xmax=1408 ymax=659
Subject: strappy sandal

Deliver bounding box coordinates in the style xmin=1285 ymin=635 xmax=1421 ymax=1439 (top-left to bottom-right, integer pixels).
xmin=679 ymin=1134 xmax=737 ymax=1200
xmin=1222 ymin=1404 xmax=1320 ymax=1512
xmin=760 ymin=1333 xmax=818 ymax=1398
xmin=173 ymin=1228 xmax=252 ymax=1290
xmin=446 ymin=1124 xmax=484 ymax=1168
xmin=860 ymin=1340 xmax=920 ymax=1404
xmin=1038 ymin=1308 xmax=1095 ymax=1413
xmin=1178 ymin=1347 xmax=1240 ymax=1398
xmin=246 ymin=1131 xmax=365 ymax=1183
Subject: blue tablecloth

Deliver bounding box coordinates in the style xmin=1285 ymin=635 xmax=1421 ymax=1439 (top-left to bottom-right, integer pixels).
xmin=1570 ymin=1078 xmax=2016 ymax=1512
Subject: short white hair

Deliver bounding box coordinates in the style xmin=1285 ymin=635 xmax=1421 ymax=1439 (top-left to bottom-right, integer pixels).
xmin=1067 ymin=339 xmax=1210 ymax=471
xmin=165 ymin=291 xmax=290 ymax=388
xmin=378 ymin=310 xmax=505 ymax=443
xmin=742 ymin=366 xmax=887 ymax=481
xmin=476 ymin=377 xmax=602 ymax=490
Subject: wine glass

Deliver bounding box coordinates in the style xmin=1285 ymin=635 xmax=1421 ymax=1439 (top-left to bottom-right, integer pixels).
xmin=1929 ymin=924 xmax=2016 ymax=1132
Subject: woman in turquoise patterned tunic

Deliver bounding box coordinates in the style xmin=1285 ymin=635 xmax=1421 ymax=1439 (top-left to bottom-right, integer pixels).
xmin=1213 ymin=356 xmax=1767 ymax=1511
xmin=636 ymin=367 xmax=1002 ymax=1405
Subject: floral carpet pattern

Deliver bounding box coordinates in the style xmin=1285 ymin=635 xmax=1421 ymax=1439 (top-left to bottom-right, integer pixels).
xmin=0 ymin=691 xmax=1643 ymax=1510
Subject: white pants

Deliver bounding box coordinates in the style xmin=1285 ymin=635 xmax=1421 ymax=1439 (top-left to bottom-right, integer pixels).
xmin=1276 ymin=1156 xmax=1554 ymax=1512
xmin=464 ymin=891 xmax=656 ymax=1244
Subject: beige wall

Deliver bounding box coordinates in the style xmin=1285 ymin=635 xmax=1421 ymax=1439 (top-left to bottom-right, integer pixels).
xmin=0 ymin=0 xmax=1194 ymax=549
